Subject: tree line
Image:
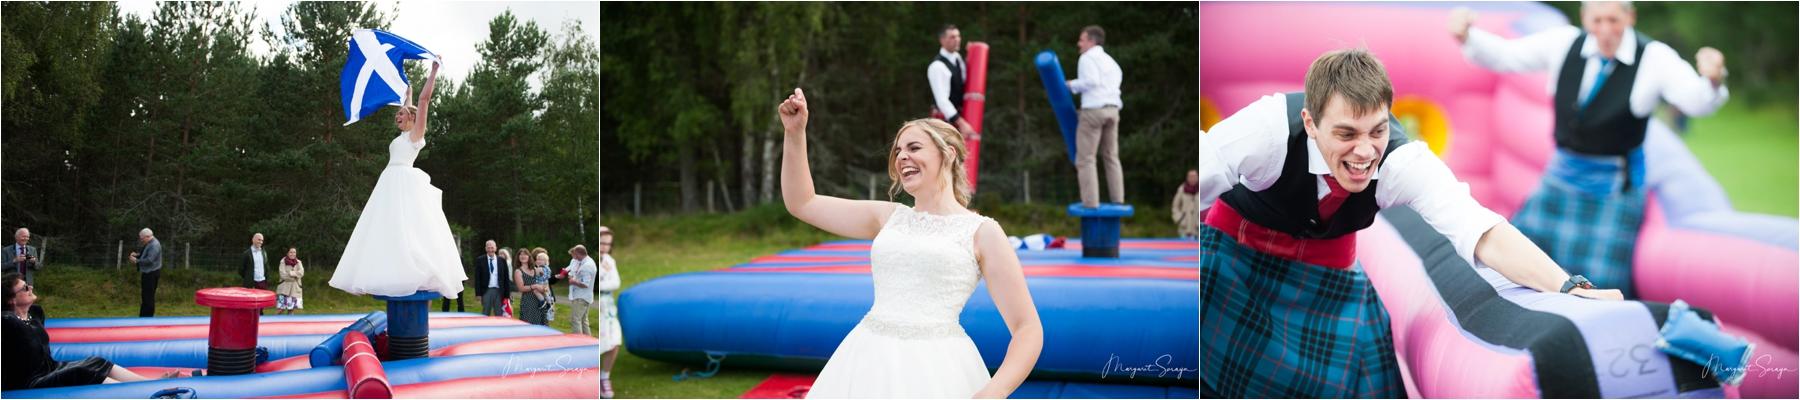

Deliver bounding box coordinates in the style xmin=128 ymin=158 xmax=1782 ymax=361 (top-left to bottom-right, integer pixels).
xmin=3 ymin=2 xmax=599 ymax=268
xmin=600 ymin=2 xmax=1199 ymax=215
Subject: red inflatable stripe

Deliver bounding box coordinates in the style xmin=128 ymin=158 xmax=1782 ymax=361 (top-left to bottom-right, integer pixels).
xmin=259 ymin=368 xmax=600 ymax=399
xmin=740 ymin=373 xmax=818 ymax=399
xmin=749 ymin=255 xmax=867 ymax=264
xmin=429 ymin=333 xmax=598 ymax=357
xmin=48 ymin=316 xmax=524 ymax=343
xmin=125 ymin=334 xmax=599 ymax=374
xmin=804 ymin=241 xmax=1198 ymax=252
xmin=724 ymin=264 xmax=1197 ymax=280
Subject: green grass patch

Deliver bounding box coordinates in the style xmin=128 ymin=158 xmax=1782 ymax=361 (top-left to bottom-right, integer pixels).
xmin=1682 ymin=101 xmax=1800 ymax=217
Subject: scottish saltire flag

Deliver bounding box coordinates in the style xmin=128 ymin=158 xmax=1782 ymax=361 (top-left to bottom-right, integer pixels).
xmin=340 ymin=29 xmax=438 ymax=126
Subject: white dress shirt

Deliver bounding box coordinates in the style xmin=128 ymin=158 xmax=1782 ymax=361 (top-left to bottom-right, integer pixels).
xmin=1461 ymin=26 xmax=1728 ymax=118
xmin=1067 ymin=46 xmax=1124 ymax=109
xmin=926 ymin=48 xmax=967 ymax=120
xmin=567 ymin=256 xmax=597 ymax=302
xmin=1198 ymin=93 xmax=1505 ymax=266
xmin=251 ymin=246 xmax=266 ymax=282
xmin=487 ymin=256 xmax=499 ymax=288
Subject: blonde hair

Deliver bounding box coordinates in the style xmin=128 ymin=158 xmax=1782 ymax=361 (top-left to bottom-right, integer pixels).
xmin=886 ymin=119 xmax=972 ymax=207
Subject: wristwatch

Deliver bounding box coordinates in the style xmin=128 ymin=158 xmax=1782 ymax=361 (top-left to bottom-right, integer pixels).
xmin=1560 ymin=275 xmax=1595 ymax=294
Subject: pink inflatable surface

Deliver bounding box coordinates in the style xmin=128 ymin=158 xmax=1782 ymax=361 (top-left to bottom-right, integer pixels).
xmin=1204 ymin=1 xmax=1798 ymax=397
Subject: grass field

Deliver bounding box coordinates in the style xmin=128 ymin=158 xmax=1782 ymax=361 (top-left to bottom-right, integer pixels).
xmin=1680 ymin=101 xmax=1800 ymax=217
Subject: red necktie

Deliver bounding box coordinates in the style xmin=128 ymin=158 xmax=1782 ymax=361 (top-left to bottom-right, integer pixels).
xmin=1317 ymin=176 xmax=1351 ymax=221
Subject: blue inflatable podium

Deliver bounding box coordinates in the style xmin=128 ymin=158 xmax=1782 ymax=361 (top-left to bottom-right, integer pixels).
xmin=372 ymin=291 xmax=442 ymax=360
xmin=1069 ymin=203 xmax=1134 ymax=258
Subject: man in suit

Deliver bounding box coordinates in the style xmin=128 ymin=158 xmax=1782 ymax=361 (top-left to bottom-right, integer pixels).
xmin=3 ymin=228 xmax=39 ymax=286
xmin=240 ymin=233 xmax=269 ymax=290
xmin=127 ymin=228 xmax=162 ymax=317
xmin=470 ymin=240 xmax=510 ymax=317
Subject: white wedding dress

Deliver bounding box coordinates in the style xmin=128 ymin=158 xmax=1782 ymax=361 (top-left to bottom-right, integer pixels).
xmin=807 ymin=205 xmax=994 ymax=398
xmin=329 ymin=132 xmax=467 ymax=299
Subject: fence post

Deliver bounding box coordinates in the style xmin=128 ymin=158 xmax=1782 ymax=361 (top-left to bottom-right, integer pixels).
xmin=185 ymin=243 xmax=191 ymax=269
xmin=707 ymin=180 xmax=716 ymax=213
xmin=116 ymin=241 xmax=123 ymax=271
xmin=39 ymin=237 xmax=48 ymax=270
xmin=633 ymin=183 xmax=642 ymax=217
xmin=868 ymin=174 xmax=876 ymax=200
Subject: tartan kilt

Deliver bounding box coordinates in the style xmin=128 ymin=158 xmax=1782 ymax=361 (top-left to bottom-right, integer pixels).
xmin=1201 ymin=224 xmax=1405 ymax=398
xmin=1511 ymin=172 xmax=1647 ymax=299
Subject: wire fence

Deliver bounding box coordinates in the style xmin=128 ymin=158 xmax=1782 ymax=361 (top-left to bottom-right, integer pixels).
xmin=24 ymin=239 xmax=305 ymax=271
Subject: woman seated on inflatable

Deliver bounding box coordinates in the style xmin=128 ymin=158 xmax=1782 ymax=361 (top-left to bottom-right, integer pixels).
xmin=1199 ymin=48 xmax=1752 ymax=398
xmin=3 ymin=273 xmax=173 ymax=390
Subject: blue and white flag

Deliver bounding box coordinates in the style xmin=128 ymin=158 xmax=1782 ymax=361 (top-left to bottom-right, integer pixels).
xmin=340 ymin=29 xmax=438 ymax=126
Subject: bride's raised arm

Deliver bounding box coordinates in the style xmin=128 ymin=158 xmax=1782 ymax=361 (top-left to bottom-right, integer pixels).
xmin=409 ymin=61 xmax=440 ymax=144
xmin=778 ymin=88 xmax=897 ymax=239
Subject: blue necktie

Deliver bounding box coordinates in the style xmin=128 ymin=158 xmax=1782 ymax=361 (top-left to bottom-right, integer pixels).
xmin=1581 ymin=58 xmax=1614 ymax=109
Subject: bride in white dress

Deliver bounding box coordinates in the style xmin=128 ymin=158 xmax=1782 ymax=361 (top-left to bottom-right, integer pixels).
xmin=777 ymin=88 xmax=1043 ymax=398
xmin=329 ymin=62 xmax=467 ymax=299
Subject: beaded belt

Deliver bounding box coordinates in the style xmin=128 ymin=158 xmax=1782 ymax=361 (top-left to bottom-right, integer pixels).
xmin=860 ymin=315 xmax=966 ymax=340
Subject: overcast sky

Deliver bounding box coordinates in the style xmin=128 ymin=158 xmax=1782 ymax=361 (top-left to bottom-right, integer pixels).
xmin=116 ymin=0 xmax=600 ymax=84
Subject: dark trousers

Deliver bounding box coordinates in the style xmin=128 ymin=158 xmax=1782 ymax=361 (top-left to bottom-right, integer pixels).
xmin=440 ymin=288 xmax=466 ymax=312
xmin=139 ymin=269 xmax=160 ymax=317
xmin=481 ymin=288 xmax=504 ymax=316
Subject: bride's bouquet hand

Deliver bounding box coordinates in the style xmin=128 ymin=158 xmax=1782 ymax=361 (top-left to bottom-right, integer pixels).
xmin=778 ymin=88 xmax=808 ymax=134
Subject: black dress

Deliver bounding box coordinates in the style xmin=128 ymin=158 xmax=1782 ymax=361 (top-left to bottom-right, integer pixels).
xmin=3 ymin=305 xmax=114 ymax=390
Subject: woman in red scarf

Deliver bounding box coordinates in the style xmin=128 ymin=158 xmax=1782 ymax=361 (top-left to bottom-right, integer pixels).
xmin=1173 ymin=169 xmax=1201 ymax=238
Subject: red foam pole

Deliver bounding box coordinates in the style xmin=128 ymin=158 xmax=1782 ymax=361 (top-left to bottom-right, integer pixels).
xmin=962 ymin=42 xmax=990 ymax=192
xmin=342 ymin=330 xmax=393 ymax=399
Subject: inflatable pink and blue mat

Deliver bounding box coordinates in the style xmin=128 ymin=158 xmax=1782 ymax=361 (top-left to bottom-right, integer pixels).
xmin=1204 ymin=1 xmax=1798 ymax=398
xmin=622 ymin=238 xmax=1200 ymax=398
xmin=4 ymin=311 xmax=600 ymax=398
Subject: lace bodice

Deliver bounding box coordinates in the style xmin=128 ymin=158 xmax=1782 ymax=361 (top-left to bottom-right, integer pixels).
xmin=387 ymin=132 xmax=423 ymax=168
xmin=862 ymin=205 xmax=993 ymax=339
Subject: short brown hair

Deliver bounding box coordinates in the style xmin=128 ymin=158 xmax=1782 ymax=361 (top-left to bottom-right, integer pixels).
xmin=1082 ymin=25 xmax=1105 ymax=45
xmin=1303 ymin=48 xmax=1393 ymax=122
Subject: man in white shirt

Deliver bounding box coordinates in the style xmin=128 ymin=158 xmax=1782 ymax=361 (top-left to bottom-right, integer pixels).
xmin=927 ymin=24 xmax=976 ymax=136
xmin=1198 ymin=48 xmax=1622 ymax=398
xmin=240 ymin=233 xmax=267 ymax=290
xmin=565 ymin=244 xmax=597 ymax=336
xmin=1449 ymin=1 xmax=1727 ymax=298
xmin=1067 ymin=25 xmax=1125 ymax=208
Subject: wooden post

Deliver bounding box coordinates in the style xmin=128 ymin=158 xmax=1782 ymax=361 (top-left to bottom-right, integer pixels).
xmin=633 ymin=183 xmax=642 ymax=217
xmin=1024 ymin=170 xmax=1032 ymax=205
xmin=184 ymin=243 xmax=191 ymax=269
xmin=868 ymin=174 xmax=876 ymax=200
xmin=707 ymin=180 xmax=716 ymax=213
xmin=116 ymin=241 xmax=123 ymax=271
